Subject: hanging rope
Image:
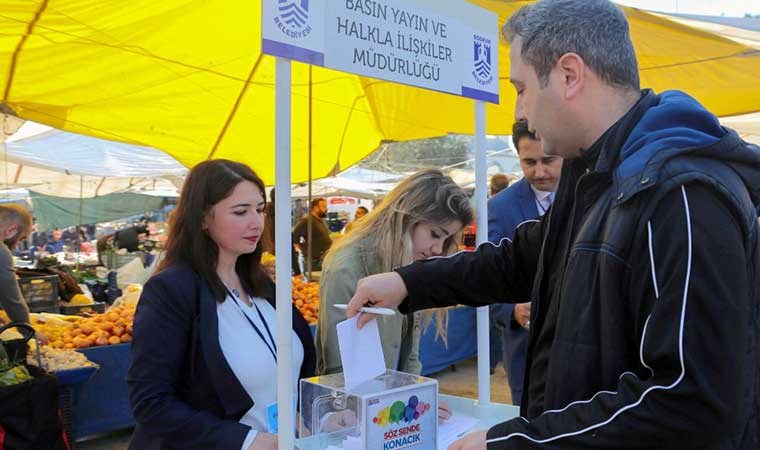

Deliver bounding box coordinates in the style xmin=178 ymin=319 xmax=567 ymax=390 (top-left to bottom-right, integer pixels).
xmin=2 ymin=113 xmax=10 ymax=197
xmin=77 ymin=175 xmax=84 ymax=271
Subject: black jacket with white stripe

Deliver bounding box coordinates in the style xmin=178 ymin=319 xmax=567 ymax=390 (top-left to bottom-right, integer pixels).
xmin=396 ymin=90 xmax=760 ymax=449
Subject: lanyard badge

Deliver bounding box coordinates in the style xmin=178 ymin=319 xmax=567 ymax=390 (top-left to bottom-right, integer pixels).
xmin=226 ymin=287 xmax=278 ymax=362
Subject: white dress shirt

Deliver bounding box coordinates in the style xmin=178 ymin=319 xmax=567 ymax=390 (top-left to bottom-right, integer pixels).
xmin=531 ymin=185 xmax=555 ymax=217
xmin=217 ymin=295 xmax=304 ymax=450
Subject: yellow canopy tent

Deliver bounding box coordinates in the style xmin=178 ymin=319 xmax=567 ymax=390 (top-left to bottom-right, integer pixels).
xmin=1 ymin=0 xmax=759 ymax=184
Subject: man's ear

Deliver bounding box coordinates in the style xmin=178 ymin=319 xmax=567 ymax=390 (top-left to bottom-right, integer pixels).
xmin=4 ymin=224 xmax=18 ymax=240
xmin=556 ymin=52 xmax=585 ymax=100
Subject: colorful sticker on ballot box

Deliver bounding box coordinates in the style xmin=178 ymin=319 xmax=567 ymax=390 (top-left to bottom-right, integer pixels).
xmin=365 ymin=388 xmax=437 ymax=450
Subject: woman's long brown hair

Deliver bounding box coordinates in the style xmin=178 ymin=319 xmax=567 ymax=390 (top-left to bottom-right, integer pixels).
xmin=157 ymin=159 xmax=270 ymax=301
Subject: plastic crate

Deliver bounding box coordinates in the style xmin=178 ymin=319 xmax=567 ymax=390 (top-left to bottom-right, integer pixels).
xmin=17 ymin=275 xmax=60 ymax=313
xmin=59 ymin=302 xmax=106 ymax=317
xmin=28 ymin=302 xmax=59 ymax=313
xmin=104 ymin=252 xmax=142 ymax=270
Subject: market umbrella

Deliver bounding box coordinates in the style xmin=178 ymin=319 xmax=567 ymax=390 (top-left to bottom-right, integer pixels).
xmin=1 ymin=1 xmax=760 ymax=185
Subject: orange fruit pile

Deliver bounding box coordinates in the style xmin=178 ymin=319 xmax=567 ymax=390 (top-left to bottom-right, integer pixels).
xmin=49 ymin=305 xmax=136 ymax=349
xmin=292 ymin=276 xmax=319 ymax=325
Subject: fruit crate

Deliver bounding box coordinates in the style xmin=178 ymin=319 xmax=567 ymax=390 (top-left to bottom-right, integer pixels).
xmin=59 ymin=302 xmax=107 ymax=317
xmin=103 ymin=252 xmax=142 ymax=270
xmin=17 ymin=274 xmax=60 ymax=313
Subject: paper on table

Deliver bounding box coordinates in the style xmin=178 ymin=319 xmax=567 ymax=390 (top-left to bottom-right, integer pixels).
xmin=438 ymin=415 xmax=479 ymax=450
xmin=342 ymin=435 xmax=362 ymax=450
xmin=325 ymin=435 xmax=362 ymax=450
xmin=336 ymin=314 xmax=386 ymax=388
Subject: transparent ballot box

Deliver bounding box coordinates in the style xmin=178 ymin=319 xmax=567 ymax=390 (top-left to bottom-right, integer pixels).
xmin=299 ymin=370 xmax=438 ymax=450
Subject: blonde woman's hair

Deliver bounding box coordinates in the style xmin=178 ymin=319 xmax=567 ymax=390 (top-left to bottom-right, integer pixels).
xmin=324 ymin=169 xmax=473 ymax=345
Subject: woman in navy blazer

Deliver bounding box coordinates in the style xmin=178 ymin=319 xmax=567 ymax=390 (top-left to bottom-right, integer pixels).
xmin=127 ymin=160 xmax=316 ymax=450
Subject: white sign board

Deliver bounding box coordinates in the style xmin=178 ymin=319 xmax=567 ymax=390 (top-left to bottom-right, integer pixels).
xmin=262 ymin=0 xmax=499 ymax=103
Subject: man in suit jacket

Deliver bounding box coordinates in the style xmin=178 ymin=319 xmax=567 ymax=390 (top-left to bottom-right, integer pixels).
xmin=487 ymin=121 xmax=562 ymax=405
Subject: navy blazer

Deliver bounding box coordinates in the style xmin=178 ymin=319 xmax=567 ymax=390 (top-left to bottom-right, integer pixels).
xmin=127 ymin=264 xmax=316 ymax=450
xmin=487 ymin=178 xmax=539 ymax=403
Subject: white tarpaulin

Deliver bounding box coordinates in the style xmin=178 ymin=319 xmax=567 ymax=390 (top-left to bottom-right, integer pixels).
xmin=722 ymin=112 xmax=760 ymax=146
xmin=2 ymin=121 xmax=408 ymax=200
xmin=290 ymin=167 xmax=401 ymax=200
xmin=291 ymin=177 xmax=396 ymax=200
xmin=0 ymin=122 xmax=186 ymax=198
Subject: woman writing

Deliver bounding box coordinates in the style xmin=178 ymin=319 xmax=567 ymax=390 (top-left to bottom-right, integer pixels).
xmin=128 ymin=160 xmax=315 ymax=450
xmin=315 ymin=169 xmax=472 ymax=420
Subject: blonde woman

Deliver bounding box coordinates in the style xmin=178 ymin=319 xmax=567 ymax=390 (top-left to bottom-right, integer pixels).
xmin=315 ymin=169 xmax=472 ymax=388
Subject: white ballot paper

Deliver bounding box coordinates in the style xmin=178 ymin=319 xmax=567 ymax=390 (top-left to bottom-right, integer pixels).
xmin=336 ymin=315 xmax=386 ymax=388
xmin=438 ymin=415 xmax=479 ymax=450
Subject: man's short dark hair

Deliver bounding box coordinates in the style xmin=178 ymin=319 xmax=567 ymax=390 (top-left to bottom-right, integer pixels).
xmin=311 ymin=198 xmax=326 ymax=209
xmin=503 ymin=0 xmax=639 ymax=91
xmin=511 ymin=121 xmax=538 ymax=152
xmin=356 ymin=206 xmax=368 ymax=214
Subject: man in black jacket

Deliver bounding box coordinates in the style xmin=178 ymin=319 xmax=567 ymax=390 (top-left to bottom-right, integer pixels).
xmin=346 ymin=1 xmax=760 ymax=449
xmin=114 ymin=224 xmax=150 ymax=253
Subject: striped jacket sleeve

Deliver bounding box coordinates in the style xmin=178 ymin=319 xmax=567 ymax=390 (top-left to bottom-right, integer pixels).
xmin=396 ymin=217 xmax=543 ymax=313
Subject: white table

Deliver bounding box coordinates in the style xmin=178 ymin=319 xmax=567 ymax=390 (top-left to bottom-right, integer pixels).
xmin=294 ymin=394 xmax=520 ymax=449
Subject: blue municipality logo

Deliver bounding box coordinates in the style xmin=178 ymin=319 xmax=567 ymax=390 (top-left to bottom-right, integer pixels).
xmin=278 ymin=0 xmax=309 ymax=29
xmin=273 ymin=0 xmax=312 ymax=39
xmin=472 ymin=35 xmax=494 ymax=86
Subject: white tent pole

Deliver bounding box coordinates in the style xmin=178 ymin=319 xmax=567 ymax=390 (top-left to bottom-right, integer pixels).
xmin=274 ymin=56 xmax=294 ymax=449
xmin=474 ymin=100 xmax=490 ymax=406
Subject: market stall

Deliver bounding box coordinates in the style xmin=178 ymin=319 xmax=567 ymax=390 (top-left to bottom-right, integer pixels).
xmin=21 ymin=295 xmax=139 ymax=440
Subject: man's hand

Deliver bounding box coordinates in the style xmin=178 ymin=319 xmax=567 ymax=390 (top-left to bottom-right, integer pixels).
xmin=323 ymin=409 xmax=358 ymax=432
xmin=247 ymin=432 xmax=277 ymax=450
xmin=513 ymin=302 xmax=531 ymax=330
xmin=347 ymin=272 xmax=408 ymax=328
xmin=448 ymin=430 xmax=488 ymax=450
